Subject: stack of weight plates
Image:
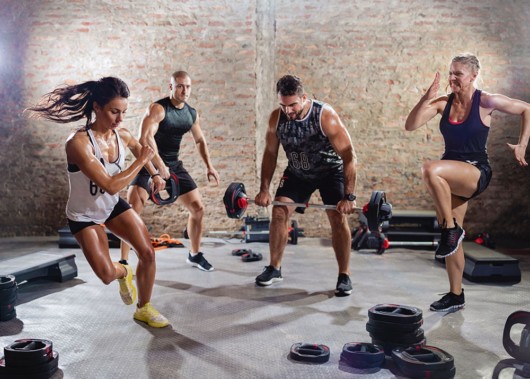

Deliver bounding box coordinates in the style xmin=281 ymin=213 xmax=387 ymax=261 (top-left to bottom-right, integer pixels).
xmin=367 ymin=304 xmax=426 ymax=355
xmin=0 ymin=275 xmax=17 ymax=322
xmin=0 ymin=339 xmax=59 ymax=378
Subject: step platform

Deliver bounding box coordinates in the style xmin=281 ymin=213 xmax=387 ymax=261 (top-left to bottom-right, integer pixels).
xmin=462 ymin=242 xmax=521 ymax=283
xmin=58 ymin=226 xmax=120 ymax=248
xmin=0 ymin=251 xmax=78 ymax=284
xmin=384 ymin=210 xmax=441 ymax=249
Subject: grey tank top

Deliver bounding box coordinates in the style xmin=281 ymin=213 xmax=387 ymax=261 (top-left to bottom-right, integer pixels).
xmin=276 ymin=100 xmax=343 ymax=180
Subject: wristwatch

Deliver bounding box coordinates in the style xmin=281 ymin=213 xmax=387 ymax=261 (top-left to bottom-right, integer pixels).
xmin=344 ymin=193 xmax=356 ymax=202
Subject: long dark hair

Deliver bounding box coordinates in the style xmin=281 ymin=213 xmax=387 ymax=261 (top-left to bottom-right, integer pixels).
xmin=26 ymin=77 xmax=130 ymax=126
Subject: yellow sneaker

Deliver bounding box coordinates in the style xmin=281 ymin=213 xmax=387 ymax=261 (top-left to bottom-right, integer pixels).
xmin=117 ymin=263 xmax=137 ymax=305
xmin=133 ymin=303 xmax=169 ymax=328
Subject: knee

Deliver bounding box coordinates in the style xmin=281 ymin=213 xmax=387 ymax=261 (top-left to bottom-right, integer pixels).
xmin=421 ymin=161 xmax=438 ymax=182
xmin=271 ymin=206 xmax=289 ymax=224
xmin=137 ymin=247 xmax=156 ymax=265
xmin=329 ymin=213 xmax=348 ymax=231
xmin=189 ymin=201 xmax=204 ymax=219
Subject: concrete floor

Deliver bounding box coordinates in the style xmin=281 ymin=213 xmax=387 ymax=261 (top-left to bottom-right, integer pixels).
xmin=0 ymin=235 xmax=529 ymax=379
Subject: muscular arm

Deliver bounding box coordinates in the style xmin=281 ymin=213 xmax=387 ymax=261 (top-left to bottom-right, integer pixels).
xmin=260 ymin=110 xmax=282 ymax=194
xmin=405 ymin=72 xmax=447 ymax=131
xmin=321 ymin=105 xmax=357 ymax=197
xmin=482 ymin=92 xmax=530 ymax=166
xmin=119 ymin=128 xmax=165 ymax=191
xmin=138 ymin=103 xmax=169 ymax=178
xmin=254 ymin=110 xmax=281 ymax=206
xmin=65 ymin=131 xmax=154 ymax=195
xmin=189 ymin=113 xmax=220 ymax=184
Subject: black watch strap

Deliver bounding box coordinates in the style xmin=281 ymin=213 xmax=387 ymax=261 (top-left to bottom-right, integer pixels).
xmin=344 ymin=193 xmax=356 ymax=202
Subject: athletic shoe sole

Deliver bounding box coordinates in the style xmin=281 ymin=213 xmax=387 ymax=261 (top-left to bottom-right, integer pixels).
xmin=118 ymin=265 xmax=137 ymax=305
xmin=430 ymin=303 xmax=465 ymax=312
xmin=256 ymin=277 xmax=283 ymax=286
xmin=186 ymin=258 xmax=214 ymax=272
xmin=335 ymin=289 xmax=352 ymax=297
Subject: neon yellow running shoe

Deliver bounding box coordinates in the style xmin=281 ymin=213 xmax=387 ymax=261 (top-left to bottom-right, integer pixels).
xmin=117 ymin=263 xmax=137 ymax=305
xmin=133 ymin=303 xmax=169 ymax=328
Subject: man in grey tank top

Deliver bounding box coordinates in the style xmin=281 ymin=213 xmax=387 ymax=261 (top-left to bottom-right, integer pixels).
xmin=255 ymin=75 xmax=358 ymax=296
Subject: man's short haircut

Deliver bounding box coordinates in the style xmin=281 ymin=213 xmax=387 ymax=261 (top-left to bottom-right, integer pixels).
xmin=171 ymin=71 xmax=190 ymax=81
xmin=276 ymin=75 xmax=304 ymax=97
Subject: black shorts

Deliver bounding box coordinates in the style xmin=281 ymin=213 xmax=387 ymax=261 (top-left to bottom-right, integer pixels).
xmin=275 ymin=168 xmax=344 ymax=210
xmin=130 ymin=160 xmax=197 ymax=196
xmin=458 ymin=162 xmax=492 ymax=201
xmin=67 ymin=197 xmax=131 ymax=235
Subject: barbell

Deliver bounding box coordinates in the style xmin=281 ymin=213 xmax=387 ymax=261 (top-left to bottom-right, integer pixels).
xmin=223 ymin=182 xmax=392 ymax=232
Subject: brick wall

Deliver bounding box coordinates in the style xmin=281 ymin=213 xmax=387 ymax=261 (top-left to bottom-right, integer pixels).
xmin=0 ymin=0 xmax=528 ymax=242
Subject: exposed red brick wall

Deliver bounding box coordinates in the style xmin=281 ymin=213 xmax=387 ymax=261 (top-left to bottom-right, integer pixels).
xmin=1 ymin=0 xmax=528 ymax=242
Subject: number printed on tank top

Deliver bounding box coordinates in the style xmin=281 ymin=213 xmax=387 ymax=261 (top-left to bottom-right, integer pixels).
xmin=290 ymin=152 xmax=310 ymax=170
xmin=89 ymin=180 xmax=105 ymax=196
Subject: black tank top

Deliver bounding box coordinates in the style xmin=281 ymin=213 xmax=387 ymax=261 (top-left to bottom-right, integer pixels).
xmin=154 ymin=97 xmax=197 ymax=163
xmin=276 ymin=100 xmax=343 ymax=180
xmin=439 ymin=90 xmax=489 ymax=165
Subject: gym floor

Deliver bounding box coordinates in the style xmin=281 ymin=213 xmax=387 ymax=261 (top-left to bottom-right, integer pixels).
xmin=0 ymin=235 xmax=528 ymax=378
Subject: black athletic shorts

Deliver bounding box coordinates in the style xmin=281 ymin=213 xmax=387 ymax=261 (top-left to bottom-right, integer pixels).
xmin=131 ymin=160 xmax=197 ymax=196
xmin=275 ymin=168 xmax=344 ymax=211
xmin=456 ymin=162 xmax=492 ymax=201
xmin=67 ymin=197 xmax=131 ymax=235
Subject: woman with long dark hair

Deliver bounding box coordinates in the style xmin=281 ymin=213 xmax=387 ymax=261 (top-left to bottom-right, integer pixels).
xmin=28 ymin=77 xmax=169 ymax=327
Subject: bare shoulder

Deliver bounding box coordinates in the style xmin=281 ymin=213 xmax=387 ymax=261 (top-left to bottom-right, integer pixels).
xmin=65 ymin=129 xmax=91 ymax=162
xmin=117 ymin=127 xmax=133 ymax=143
xmin=430 ymin=94 xmax=449 ymax=111
xmin=145 ymin=102 xmax=165 ymax=121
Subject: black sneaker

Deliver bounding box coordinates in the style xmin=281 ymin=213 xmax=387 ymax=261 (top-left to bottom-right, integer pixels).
xmin=335 ymin=273 xmax=352 ymax=297
xmin=430 ymin=289 xmax=465 ymax=312
xmin=435 ymin=220 xmax=465 ymax=259
xmin=256 ymin=265 xmax=283 ymax=286
xmin=186 ymin=252 xmax=214 ymax=272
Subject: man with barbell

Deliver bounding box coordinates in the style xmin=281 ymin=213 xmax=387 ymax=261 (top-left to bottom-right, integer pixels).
xmin=254 ymin=74 xmax=358 ymax=296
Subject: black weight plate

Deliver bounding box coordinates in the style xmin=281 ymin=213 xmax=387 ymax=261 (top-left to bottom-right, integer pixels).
xmin=391 ymin=345 xmax=455 ymax=373
xmin=241 ymin=252 xmax=263 ymax=262
xmin=369 ymin=327 xmax=425 ymax=345
xmin=0 ymin=276 xmax=15 ymax=290
xmin=289 ymin=343 xmax=330 ymax=364
xmin=372 ymin=337 xmax=426 ymax=356
xmin=4 ymin=339 xmax=53 ymax=368
xmin=0 ymin=308 xmax=16 ymax=322
xmin=367 ymin=318 xmax=423 ymax=333
xmin=503 ymin=310 xmax=530 ymax=363
xmin=0 ymin=287 xmax=17 ymax=302
xmin=340 ymin=342 xmax=385 ymax=369
xmin=368 ymin=304 xmax=423 ymax=324
xmin=0 ymin=303 xmax=16 ymax=315
xmin=0 ymin=350 xmax=59 ymax=378
xmin=232 ymin=248 xmax=252 ymax=256
xmin=0 ymin=290 xmax=17 ymax=307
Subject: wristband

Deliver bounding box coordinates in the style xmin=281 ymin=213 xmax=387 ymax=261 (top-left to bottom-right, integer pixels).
xmin=151 ymin=173 xmax=161 ymax=178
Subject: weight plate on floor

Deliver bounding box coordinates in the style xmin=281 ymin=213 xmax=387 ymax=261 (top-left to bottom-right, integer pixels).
xmin=289 ymin=343 xmax=330 ymax=364
xmin=366 ymin=318 xmax=423 ymax=333
xmin=4 ymin=339 xmax=53 ymax=368
xmin=391 ymin=345 xmax=455 ymax=375
xmin=0 ymin=276 xmax=15 ymax=290
xmin=368 ymin=326 xmax=425 ymax=345
xmin=0 ymin=350 xmax=59 ymax=377
xmin=340 ymin=342 xmax=385 ymax=369
xmin=368 ymin=304 xmax=423 ymax=324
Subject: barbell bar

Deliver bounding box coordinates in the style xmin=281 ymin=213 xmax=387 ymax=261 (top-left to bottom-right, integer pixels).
xmin=223 ymin=182 xmax=392 ymax=232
